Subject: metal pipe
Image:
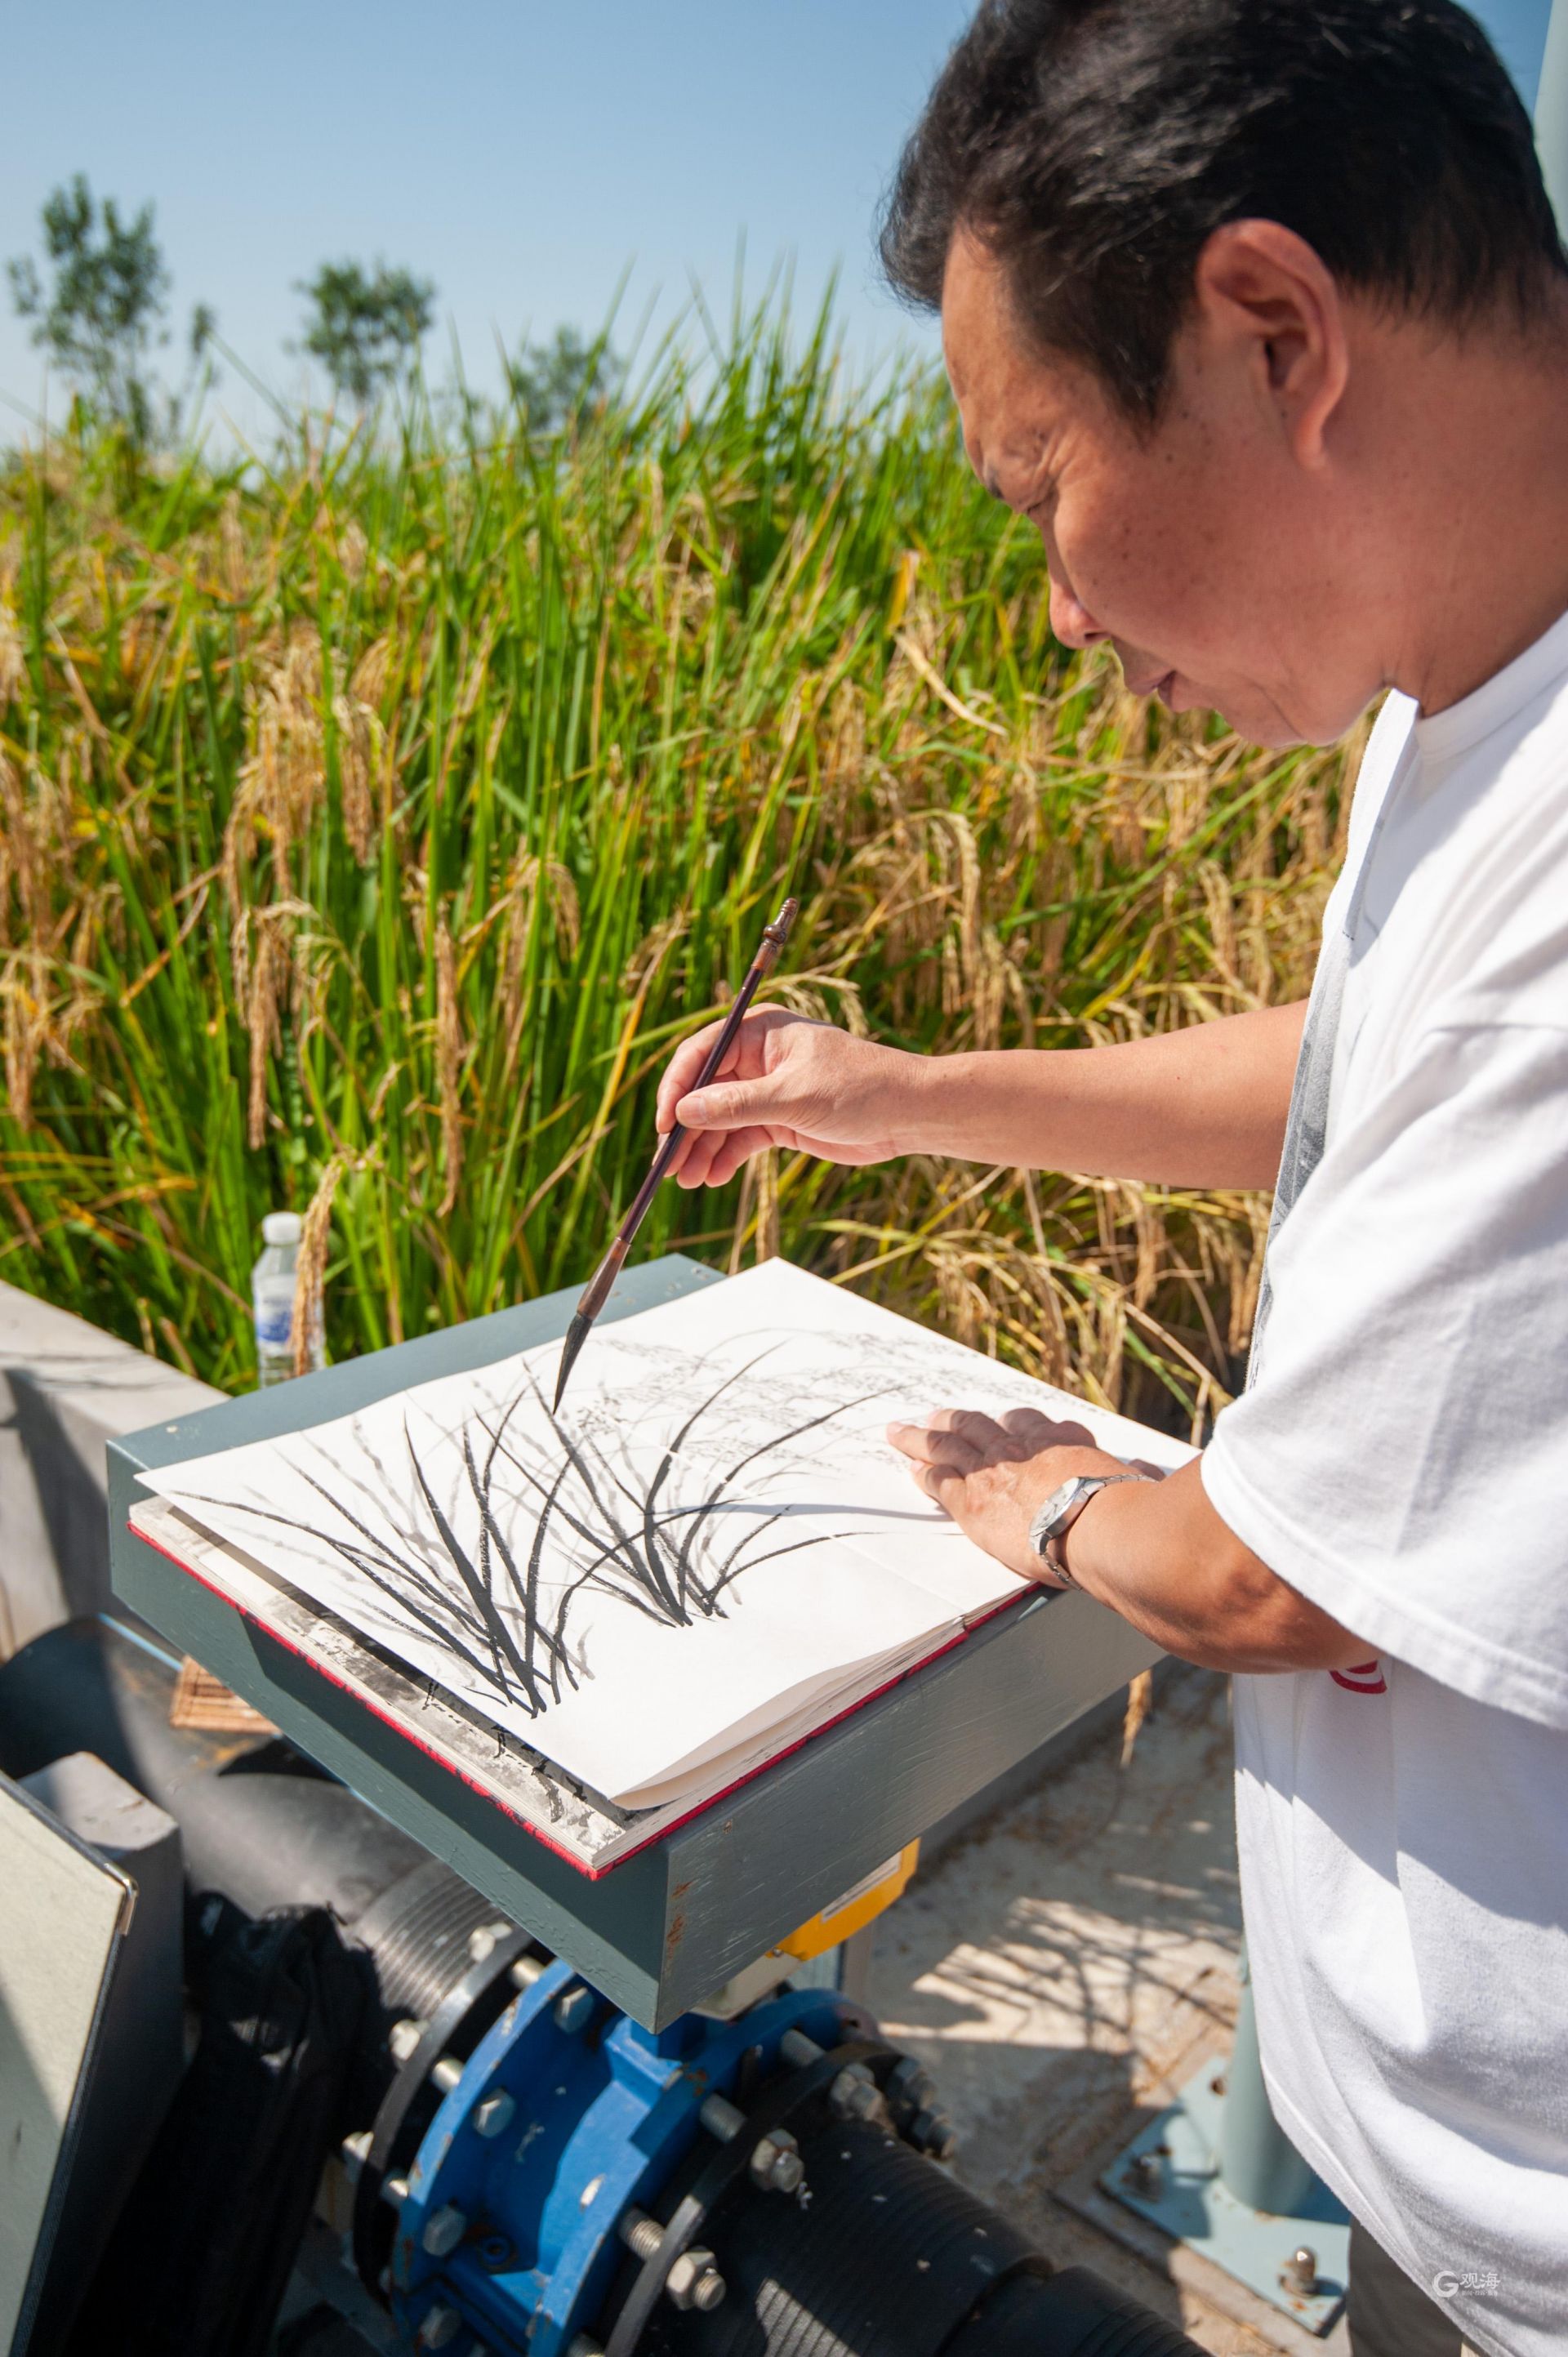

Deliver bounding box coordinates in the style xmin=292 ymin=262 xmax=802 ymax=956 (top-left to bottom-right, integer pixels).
xmin=0 ymin=1618 xmax=514 ymax=2033
xmin=1215 ymin=1971 xmax=1319 ymax=2215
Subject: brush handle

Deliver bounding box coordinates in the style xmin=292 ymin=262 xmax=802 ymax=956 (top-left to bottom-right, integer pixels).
xmin=573 ymin=1233 xmax=631 ymax=1325
xmin=572 ymin=897 xmax=799 ymax=1314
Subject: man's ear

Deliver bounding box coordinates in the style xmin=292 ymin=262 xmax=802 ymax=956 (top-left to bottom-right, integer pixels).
xmin=1192 ymin=220 xmax=1349 ymax=467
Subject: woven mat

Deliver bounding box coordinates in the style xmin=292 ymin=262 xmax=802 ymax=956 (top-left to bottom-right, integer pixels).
xmin=169 ymin=1656 xmax=278 ymax=1736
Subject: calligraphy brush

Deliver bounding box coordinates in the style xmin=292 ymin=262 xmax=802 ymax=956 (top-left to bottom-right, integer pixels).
xmin=551 ymin=896 xmax=801 ymax=1412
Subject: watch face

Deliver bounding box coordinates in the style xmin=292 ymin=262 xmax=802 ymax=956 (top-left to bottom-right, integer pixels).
xmin=1036 ymin=1477 xmax=1087 ymax=1536
xmin=1027 ymin=1470 xmax=1089 ymax=1546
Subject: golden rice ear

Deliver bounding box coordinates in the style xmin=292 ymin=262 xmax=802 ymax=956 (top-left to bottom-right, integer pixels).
xmin=1120 ymin=1668 xmax=1154 ymax=1768
xmin=292 ymin=1153 xmax=349 ymax=1377
xmin=0 ymin=595 xmax=24 ymax=711
xmin=244 ymin=922 xmax=280 ymax=1149
xmin=2 ymin=946 xmax=49 ymax=1129
xmin=331 ymin=693 xmax=381 ymax=865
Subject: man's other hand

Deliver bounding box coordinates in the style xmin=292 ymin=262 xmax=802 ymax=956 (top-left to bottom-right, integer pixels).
xmin=888 ymin=1404 xmax=1374 ymax=1673
xmin=886 ymin=1406 xmax=1128 ymax=1584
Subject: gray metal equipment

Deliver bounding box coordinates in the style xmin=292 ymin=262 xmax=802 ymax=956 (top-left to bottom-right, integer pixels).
xmin=0 ymin=1756 xmax=184 ymax=2357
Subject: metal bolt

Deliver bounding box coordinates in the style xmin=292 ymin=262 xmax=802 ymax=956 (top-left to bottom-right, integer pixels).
xmin=383 ymin=2174 xmax=410 ymax=2208
xmin=340 ymin=2128 xmax=373 ymax=2180
xmin=618 ymin=2208 xmax=662 ymax=2262
xmin=430 ymin=2055 xmax=464 ymax=2095
xmin=699 ymin=2092 xmax=747 ymax=2141
xmin=473 ymin=2089 xmax=515 ymax=2139
xmin=830 ymin=2066 xmax=884 ymax=2124
xmin=1125 ymin=2152 xmax=1163 ymax=2199
xmin=389 ymin=2017 xmax=425 ymax=2064
xmin=416 ymin=2306 xmax=461 ymax=2350
xmin=885 ymin=2056 xmax=938 ymax=2112
xmin=422 ymin=2203 xmax=467 ymax=2257
xmin=1281 ymin=2248 xmax=1319 ymax=2297
xmin=468 ymin=1920 xmax=511 ymax=1963
xmin=778 ymin=2028 xmax=824 ymax=2069
xmin=909 ymin=2106 xmax=959 ymax=2160
xmin=567 ymin=2338 xmax=605 ymax=2357
xmin=553 ymin=1983 xmax=595 ymax=2034
xmin=510 ymin=1954 xmax=545 ymax=1993
xmin=666 ymin=2249 xmax=726 ymax=2314
xmin=749 ymin=2128 xmax=804 ymax=2194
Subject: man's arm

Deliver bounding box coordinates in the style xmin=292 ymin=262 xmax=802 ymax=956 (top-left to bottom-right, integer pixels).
xmin=657 ymin=1003 xmax=1306 ymax=1192
xmin=656 ymin=996 xmax=1346 ymax=1673
xmin=887 ymin=1408 xmax=1370 ymax=1674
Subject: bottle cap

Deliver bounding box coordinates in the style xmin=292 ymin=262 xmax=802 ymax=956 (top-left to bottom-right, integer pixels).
xmin=262 ymin=1211 xmax=302 ymax=1246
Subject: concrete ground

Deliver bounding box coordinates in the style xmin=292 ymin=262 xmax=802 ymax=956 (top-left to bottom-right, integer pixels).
xmin=866 ymin=1662 xmax=1352 ymax=2357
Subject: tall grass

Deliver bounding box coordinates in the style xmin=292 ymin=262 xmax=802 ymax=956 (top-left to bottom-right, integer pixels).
xmin=0 ymin=299 xmax=1357 ymax=1435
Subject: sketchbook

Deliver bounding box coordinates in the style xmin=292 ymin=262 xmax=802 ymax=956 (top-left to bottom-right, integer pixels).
xmin=137 ymin=1260 xmax=1192 ymax=1829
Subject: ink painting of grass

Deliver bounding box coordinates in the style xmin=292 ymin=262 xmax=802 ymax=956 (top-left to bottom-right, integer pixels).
xmin=140 ymin=1263 xmax=1193 ymax=1805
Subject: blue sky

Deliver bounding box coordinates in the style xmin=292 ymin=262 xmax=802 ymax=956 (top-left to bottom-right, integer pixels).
xmin=0 ymin=0 xmax=1555 ymax=439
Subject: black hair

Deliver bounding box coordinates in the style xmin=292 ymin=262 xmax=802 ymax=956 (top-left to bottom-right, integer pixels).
xmin=880 ymin=0 xmax=1566 ymax=421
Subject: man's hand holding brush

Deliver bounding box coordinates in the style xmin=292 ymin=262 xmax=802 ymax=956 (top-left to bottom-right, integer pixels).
xmin=656 ymin=1009 xmax=912 ymax=1184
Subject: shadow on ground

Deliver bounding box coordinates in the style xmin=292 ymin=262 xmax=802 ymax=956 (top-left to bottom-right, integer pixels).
xmin=866 ymin=1664 xmax=1346 ymax=2357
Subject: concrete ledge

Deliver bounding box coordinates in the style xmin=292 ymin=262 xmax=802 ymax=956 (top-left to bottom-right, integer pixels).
xmin=0 ymin=1283 xmax=221 ymax=1660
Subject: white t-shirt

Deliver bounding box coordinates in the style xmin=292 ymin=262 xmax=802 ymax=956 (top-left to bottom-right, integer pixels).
xmin=1202 ymin=613 xmax=1568 ymax=2357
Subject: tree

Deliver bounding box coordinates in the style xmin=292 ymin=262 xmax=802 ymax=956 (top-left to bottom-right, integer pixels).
xmin=297 ymin=261 xmax=435 ymax=406
xmin=8 ymin=176 xmax=180 ymax=443
xmin=507 ymin=326 xmax=621 ymax=434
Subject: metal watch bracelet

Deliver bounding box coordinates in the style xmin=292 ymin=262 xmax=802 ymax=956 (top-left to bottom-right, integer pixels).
xmin=1029 ymin=1472 xmax=1152 ymax=1588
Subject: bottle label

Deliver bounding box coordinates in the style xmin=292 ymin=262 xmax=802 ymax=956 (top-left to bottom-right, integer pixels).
xmin=253 ymin=1279 xmax=294 ymax=1348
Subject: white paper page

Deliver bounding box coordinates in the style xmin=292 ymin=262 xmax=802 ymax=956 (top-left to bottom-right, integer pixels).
xmin=143 ymin=1260 xmax=1192 ymax=1804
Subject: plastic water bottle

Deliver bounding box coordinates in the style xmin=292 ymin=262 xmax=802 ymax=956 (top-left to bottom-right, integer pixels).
xmin=252 ymin=1211 xmax=321 ymax=1387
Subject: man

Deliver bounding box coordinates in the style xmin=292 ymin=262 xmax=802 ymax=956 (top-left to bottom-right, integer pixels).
xmin=654 ymin=6 xmax=1568 ymax=2354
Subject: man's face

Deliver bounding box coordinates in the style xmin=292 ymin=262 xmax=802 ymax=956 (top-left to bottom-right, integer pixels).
xmin=941 ymin=232 xmax=1372 ymax=747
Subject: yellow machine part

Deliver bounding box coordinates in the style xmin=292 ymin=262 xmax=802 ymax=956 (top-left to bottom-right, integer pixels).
xmin=780 ymin=1842 xmax=920 ymax=1962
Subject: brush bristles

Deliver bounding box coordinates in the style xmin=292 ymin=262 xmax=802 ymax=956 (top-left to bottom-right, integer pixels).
xmin=552 ymin=1313 xmax=592 ymax=1415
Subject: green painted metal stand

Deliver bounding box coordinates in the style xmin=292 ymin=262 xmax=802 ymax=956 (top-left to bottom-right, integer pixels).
xmin=1102 ymin=1957 xmax=1349 ymax=2335
xmin=107 ymin=1253 xmax=1163 ymax=2029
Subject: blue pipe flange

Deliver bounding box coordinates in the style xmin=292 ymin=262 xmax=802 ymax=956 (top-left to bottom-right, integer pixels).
xmin=389 ymin=1965 xmax=860 ymax=2357
xmin=599 ymin=2032 xmax=896 ymax=2357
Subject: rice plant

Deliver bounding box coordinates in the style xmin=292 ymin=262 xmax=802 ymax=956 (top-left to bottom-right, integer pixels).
xmin=0 ymin=292 xmax=1359 ymax=1438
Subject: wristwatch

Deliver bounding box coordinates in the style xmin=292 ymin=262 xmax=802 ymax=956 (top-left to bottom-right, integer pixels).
xmin=1028 ymin=1472 xmax=1152 ymax=1588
